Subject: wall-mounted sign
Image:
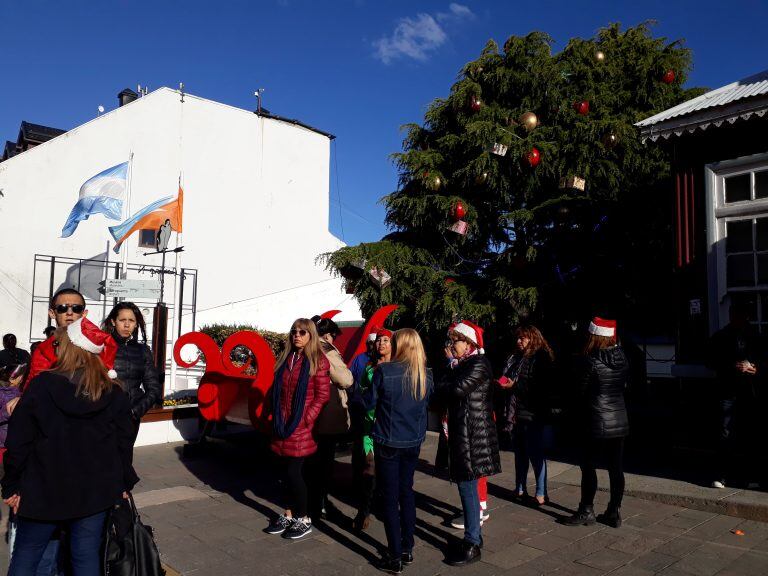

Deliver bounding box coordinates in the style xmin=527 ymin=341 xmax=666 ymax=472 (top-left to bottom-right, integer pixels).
xmin=102 ymin=278 xmax=161 ymax=300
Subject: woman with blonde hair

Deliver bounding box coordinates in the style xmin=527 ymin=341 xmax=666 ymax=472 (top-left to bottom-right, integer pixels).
xmin=364 ymin=328 xmax=433 ymax=574
xmin=266 ymin=318 xmax=330 ymax=540
xmin=2 ymin=317 xmax=137 ymax=575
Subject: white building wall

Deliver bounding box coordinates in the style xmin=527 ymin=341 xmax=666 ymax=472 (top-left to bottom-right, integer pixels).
xmin=0 ymin=87 xmax=360 ymax=356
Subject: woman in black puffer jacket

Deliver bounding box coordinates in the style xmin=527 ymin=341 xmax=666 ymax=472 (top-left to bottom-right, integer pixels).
xmin=440 ymin=320 xmax=500 ymax=567
xmin=563 ymin=317 xmax=629 ymax=529
xmin=103 ymin=302 xmax=162 ymax=437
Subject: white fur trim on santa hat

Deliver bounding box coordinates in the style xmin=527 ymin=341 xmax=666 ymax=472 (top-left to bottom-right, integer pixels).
xmin=588 ymin=321 xmax=615 ymax=337
xmin=67 ymin=318 xmax=105 ymax=354
xmin=452 ymin=322 xmax=484 ymax=353
xmin=367 ymin=332 xmax=377 ymax=342
xmin=452 ymin=322 xmax=477 ymax=344
xmin=108 ymin=369 xmax=118 ymax=379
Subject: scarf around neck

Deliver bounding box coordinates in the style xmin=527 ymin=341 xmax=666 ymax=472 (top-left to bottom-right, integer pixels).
xmin=272 ymin=351 xmax=311 ymax=439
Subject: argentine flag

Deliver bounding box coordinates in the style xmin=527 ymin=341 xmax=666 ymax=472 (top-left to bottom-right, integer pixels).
xmin=61 ymin=162 xmax=129 ymax=238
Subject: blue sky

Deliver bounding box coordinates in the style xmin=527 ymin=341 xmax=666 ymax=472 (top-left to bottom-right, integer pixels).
xmin=1 ymin=0 xmax=766 ymax=246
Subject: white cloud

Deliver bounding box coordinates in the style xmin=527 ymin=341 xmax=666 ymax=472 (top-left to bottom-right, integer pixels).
xmin=373 ymin=3 xmax=474 ymax=65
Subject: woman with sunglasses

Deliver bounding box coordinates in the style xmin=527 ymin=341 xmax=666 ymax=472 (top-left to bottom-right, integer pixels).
xmin=102 ymin=302 xmax=162 ymax=437
xmin=440 ymin=320 xmax=500 ymax=567
xmin=266 ymin=319 xmax=330 ymax=540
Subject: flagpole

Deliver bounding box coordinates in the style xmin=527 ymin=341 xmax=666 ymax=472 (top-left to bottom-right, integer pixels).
xmin=169 ymin=173 xmax=183 ymax=402
xmin=120 ymin=152 xmax=134 ymax=279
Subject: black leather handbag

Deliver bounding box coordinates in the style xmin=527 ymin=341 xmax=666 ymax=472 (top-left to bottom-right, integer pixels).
xmin=103 ymin=494 xmax=165 ymax=576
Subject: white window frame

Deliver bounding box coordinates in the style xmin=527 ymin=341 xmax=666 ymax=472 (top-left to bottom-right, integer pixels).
xmin=706 ymin=152 xmax=768 ymax=334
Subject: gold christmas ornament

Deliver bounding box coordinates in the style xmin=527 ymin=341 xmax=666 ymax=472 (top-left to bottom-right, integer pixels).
xmin=595 ymin=50 xmax=606 ymax=62
xmin=475 ymin=171 xmax=489 ymax=184
xmin=602 ymin=132 xmax=619 ymax=148
xmin=431 ymin=176 xmax=442 ymax=190
xmin=519 ymin=111 xmax=539 ymax=131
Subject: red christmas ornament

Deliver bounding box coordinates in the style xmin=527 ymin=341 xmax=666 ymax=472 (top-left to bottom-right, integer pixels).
xmin=470 ymin=96 xmax=482 ymax=111
xmin=453 ymin=202 xmax=466 ymax=221
xmin=573 ymin=100 xmax=590 ymax=115
xmin=525 ymin=147 xmax=541 ymax=168
xmin=445 ymin=278 xmax=456 ymax=285
xmin=661 ymin=70 xmax=676 ymax=84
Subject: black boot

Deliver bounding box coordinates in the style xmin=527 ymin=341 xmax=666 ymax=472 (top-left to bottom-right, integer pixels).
xmin=597 ymin=505 xmax=622 ymax=528
xmin=447 ymin=540 xmax=481 ymax=566
xmin=561 ymin=504 xmax=596 ymax=526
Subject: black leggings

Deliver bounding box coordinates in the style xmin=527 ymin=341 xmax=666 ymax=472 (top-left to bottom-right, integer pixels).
xmin=279 ymin=456 xmax=308 ymax=518
xmin=580 ymin=437 xmax=625 ymax=509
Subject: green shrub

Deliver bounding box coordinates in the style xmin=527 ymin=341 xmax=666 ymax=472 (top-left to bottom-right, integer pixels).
xmin=199 ymin=324 xmax=287 ymax=357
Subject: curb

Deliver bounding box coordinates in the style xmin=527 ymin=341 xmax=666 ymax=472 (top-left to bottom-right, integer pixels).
xmin=621 ymin=488 xmax=768 ymax=523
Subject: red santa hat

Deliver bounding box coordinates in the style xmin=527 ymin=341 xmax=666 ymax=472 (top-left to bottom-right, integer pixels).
xmin=67 ymin=317 xmax=118 ymax=379
xmin=450 ymin=320 xmax=485 ymax=353
xmin=588 ymin=317 xmax=617 ymax=338
xmin=375 ymin=326 xmax=393 ymax=339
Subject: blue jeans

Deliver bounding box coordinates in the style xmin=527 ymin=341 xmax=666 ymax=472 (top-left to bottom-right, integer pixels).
xmin=9 ymin=511 xmax=107 ymax=576
xmin=456 ymin=480 xmax=481 ymax=545
xmin=375 ymin=443 xmax=420 ymax=557
xmin=514 ymin=421 xmax=553 ymax=498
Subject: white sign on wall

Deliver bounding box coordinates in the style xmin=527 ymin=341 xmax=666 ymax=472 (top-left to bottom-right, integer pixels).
xmin=104 ymin=278 xmax=161 ymax=300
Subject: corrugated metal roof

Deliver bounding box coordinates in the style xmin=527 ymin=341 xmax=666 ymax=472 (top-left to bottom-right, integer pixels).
xmin=637 ymin=68 xmax=768 ymax=128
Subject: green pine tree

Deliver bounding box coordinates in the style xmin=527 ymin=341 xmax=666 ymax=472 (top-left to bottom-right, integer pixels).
xmin=322 ymin=22 xmax=705 ymax=354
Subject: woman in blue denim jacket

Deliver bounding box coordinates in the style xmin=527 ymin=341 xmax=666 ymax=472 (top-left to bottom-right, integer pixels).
xmin=364 ymin=328 xmax=433 ymax=574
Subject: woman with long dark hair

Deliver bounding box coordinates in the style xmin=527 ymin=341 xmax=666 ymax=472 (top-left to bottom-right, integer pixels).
xmin=563 ymin=317 xmax=629 ymax=528
xmin=365 ymin=328 xmax=432 ymax=574
xmin=102 ymin=302 xmax=162 ymax=434
xmin=2 ymin=318 xmax=138 ymax=575
xmin=497 ymin=324 xmax=556 ymax=504
xmin=266 ymin=319 xmax=330 ymax=540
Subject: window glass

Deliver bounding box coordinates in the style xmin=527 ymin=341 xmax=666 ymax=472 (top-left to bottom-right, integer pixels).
xmin=758 ymin=254 xmax=768 ymax=285
xmin=755 ymin=171 xmax=768 ymax=200
xmin=726 ymin=219 xmax=753 ymax=253
xmin=138 ymin=229 xmax=155 ymax=248
xmin=727 ymin=254 xmax=755 ymax=287
xmin=725 ymin=173 xmax=751 ymax=203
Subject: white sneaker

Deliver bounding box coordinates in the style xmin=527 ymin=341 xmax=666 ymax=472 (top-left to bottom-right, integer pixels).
xmin=450 ymin=514 xmax=486 ymax=529
xmin=711 ymin=480 xmax=726 ymax=489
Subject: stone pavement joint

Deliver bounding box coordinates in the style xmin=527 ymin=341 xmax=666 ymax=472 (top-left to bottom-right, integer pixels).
xmin=133 ymin=486 xmax=211 ymax=509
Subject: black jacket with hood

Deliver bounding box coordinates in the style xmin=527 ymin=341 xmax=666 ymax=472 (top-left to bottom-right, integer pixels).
xmin=578 ymin=346 xmax=630 ymax=438
xmin=111 ymin=334 xmax=162 ymax=419
xmin=439 ymin=354 xmax=501 ymax=482
xmin=1 ymin=370 xmax=139 ymax=521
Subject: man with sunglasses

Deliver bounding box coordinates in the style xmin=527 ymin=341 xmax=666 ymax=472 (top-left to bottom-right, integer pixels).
xmin=28 ymin=289 xmax=87 ymax=383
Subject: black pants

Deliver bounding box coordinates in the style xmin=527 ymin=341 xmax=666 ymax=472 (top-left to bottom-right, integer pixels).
xmin=375 ymin=444 xmax=420 ymax=557
xmin=580 ymin=437 xmax=625 ymax=509
xmin=279 ymin=456 xmax=308 ymax=518
xmin=308 ymin=435 xmax=339 ymax=514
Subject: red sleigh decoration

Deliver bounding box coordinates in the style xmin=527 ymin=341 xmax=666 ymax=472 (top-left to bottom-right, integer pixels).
xmin=173 ymin=305 xmax=398 ymax=428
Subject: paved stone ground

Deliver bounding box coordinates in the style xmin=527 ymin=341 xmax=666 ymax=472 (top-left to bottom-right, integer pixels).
xmin=2 ymin=432 xmax=768 ymax=575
